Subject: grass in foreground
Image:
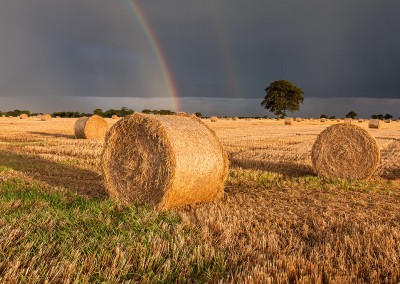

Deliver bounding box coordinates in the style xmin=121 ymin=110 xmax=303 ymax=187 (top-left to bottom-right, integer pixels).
xmin=0 ymin=175 xmax=227 ymax=283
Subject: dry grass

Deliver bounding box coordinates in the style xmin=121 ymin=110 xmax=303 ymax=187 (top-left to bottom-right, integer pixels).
xmin=1 ymin=117 xmax=400 ymax=282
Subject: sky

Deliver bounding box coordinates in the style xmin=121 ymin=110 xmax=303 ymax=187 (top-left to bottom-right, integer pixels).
xmin=0 ymin=0 xmax=400 ymax=117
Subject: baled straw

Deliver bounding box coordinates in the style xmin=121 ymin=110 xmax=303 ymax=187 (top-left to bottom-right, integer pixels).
xmin=210 ymin=116 xmax=218 ymax=122
xmin=369 ymin=119 xmax=381 ymax=129
xmin=101 ymin=113 xmax=229 ymax=209
xmin=41 ymin=114 xmax=52 ymax=121
xmin=311 ymin=123 xmax=380 ymax=179
xmin=295 ymin=117 xmax=302 ymax=122
xmin=74 ymin=115 xmax=109 ymax=139
xmin=112 ymin=115 xmax=119 ymax=119
xmin=320 ymin=118 xmax=326 ymax=122
xmin=19 ymin=114 xmax=28 ymax=119
xmin=284 ymin=117 xmax=293 ymax=125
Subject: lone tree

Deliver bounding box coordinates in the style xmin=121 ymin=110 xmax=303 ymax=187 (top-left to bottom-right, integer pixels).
xmin=261 ymin=80 xmax=304 ymax=118
xmin=346 ymin=111 xmax=357 ymax=119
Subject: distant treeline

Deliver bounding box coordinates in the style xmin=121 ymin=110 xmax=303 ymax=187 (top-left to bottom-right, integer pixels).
xmin=0 ymin=107 xmax=202 ymax=118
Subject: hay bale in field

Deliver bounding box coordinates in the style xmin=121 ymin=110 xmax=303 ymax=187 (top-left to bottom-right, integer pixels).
xmin=358 ymin=119 xmax=363 ymax=123
xmin=320 ymin=118 xmax=326 ymax=122
xmin=284 ymin=117 xmax=293 ymax=125
xmin=74 ymin=115 xmax=108 ymax=139
xmin=210 ymin=116 xmax=218 ymax=122
xmin=312 ymin=123 xmax=380 ymax=180
xmin=369 ymin=119 xmax=381 ymax=129
xmin=101 ymin=113 xmax=229 ymax=209
xmin=233 ymin=117 xmax=238 ymax=121
xmin=19 ymin=114 xmax=28 ymax=119
xmin=344 ymin=118 xmax=352 ymax=124
xmin=385 ymin=119 xmax=391 ymax=123
xmin=112 ymin=115 xmax=119 ymax=119
xmin=336 ymin=119 xmax=341 ymax=122
xmin=56 ymin=116 xmax=61 ymax=118
xmin=295 ymin=117 xmax=302 ymax=122
xmin=41 ymin=114 xmax=52 ymax=121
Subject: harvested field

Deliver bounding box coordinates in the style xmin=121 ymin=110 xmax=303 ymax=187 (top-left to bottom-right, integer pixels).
xmin=1 ymin=117 xmax=400 ymax=282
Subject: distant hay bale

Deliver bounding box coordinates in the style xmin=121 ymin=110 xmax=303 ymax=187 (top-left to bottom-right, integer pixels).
xmin=74 ymin=115 xmax=108 ymax=139
xmin=233 ymin=117 xmax=238 ymax=121
xmin=369 ymin=119 xmax=381 ymax=129
xmin=112 ymin=115 xmax=119 ymax=119
xmin=295 ymin=117 xmax=302 ymax=122
xmin=19 ymin=114 xmax=28 ymax=119
xmin=41 ymin=114 xmax=52 ymax=121
xmin=210 ymin=116 xmax=218 ymax=122
xmin=336 ymin=119 xmax=341 ymax=122
xmin=284 ymin=117 xmax=293 ymax=125
xmin=320 ymin=118 xmax=326 ymax=122
xmin=385 ymin=119 xmax=391 ymax=123
xmin=344 ymin=118 xmax=352 ymax=124
xmin=56 ymin=116 xmax=61 ymax=118
xmin=312 ymin=123 xmax=380 ymax=180
xmin=358 ymin=119 xmax=363 ymax=123
xmin=101 ymin=113 xmax=229 ymax=209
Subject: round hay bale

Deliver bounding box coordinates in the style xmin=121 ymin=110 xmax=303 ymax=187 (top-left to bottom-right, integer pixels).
xmin=336 ymin=119 xmax=341 ymax=122
xmin=19 ymin=114 xmax=28 ymax=119
xmin=312 ymin=123 xmax=380 ymax=180
xmin=41 ymin=114 xmax=52 ymax=121
xmin=369 ymin=119 xmax=381 ymax=129
xmin=284 ymin=117 xmax=293 ymax=125
xmin=358 ymin=119 xmax=363 ymax=123
xmin=74 ymin=115 xmax=108 ymax=139
xmin=295 ymin=117 xmax=302 ymax=122
xmin=112 ymin=115 xmax=119 ymax=119
xmin=56 ymin=116 xmax=61 ymax=118
xmin=210 ymin=116 xmax=218 ymax=122
xmin=385 ymin=119 xmax=391 ymax=123
xmin=101 ymin=113 xmax=229 ymax=209
xmin=233 ymin=117 xmax=238 ymax=121
xmin=320 ymin=118 xmax=326 ymax=122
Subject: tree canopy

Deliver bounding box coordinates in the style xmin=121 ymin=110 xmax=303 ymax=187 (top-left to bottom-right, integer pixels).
xmin=261 ymin=80 xmax=304 ymax=118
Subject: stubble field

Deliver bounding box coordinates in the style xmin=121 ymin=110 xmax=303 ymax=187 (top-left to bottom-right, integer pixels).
xmin=1 ymin=116 xmax=400 ymax=283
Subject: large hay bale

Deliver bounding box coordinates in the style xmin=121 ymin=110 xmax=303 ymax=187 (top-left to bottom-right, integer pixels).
xmin=19 ymin=114 xmax=28 ymax=119
xmin=311 ymin=123 xmax=380 ymax=180
xmin=101 ymin=113 xmax=229 ymax=209
xmin=41 ymin=114 xmax=52 ymax=121
xmin=284 ymin=117 xmax=293 ymax=125
xmin=74 ymin=115 xmax=108 ymax=139
xmin=369 ymin=119 xmax=381 ymax=129
xmin=210 ymin=116 xmax=218 ymax=122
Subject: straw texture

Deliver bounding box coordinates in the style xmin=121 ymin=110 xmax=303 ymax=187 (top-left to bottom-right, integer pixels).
xmin=101 ymin=113 xmax=229 ymax=209
xmin=369 ymin=119 xmax=381 ymax=129
xmin=19 ymin=114 xmax=28 ymax=119
xmin=284 ymin=118 xmax=293 ymax=125
xmin=74 ymin=115 xmax=108 ymax=139
xmin=41 ymin=114 xmax=52 ymax=121
xmin=312 ymin=123 xmax=380 ymax=180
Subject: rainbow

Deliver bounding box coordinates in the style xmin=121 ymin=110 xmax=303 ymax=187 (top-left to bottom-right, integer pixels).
xmin=125 ymin=0 xmax=180 ymax=111
xmin=206 ymin=1 xmax=242 ymax=98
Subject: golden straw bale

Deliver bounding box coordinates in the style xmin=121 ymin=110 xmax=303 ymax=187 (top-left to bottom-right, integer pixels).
xmin=19 ymin=114 xmax=28 ymax=119
xmin=210 ymin=116 xmax=218 ymax=122
xmin=385 ymin=119 xmax=391 ymax=123
xmin=41 ymin=114 xmax=52 ymax=121
xmin=233 ymin=117 xmax=238 ymax=121
xmin=74 ymin=115 xmax=109 ymax=139
xmin=295 ymin=117 xmax=302 ymax=122
xmin=101 ymin=113 xmax=229 ymax=210
xmin=320 ymin=118 xmax=326 ymax=122
xmin=369 ymin=119 xmax=381 ymax=129
xmin=112 ymin=115 xmax=119 ymax=119
xmin=312 ymin=123 xmax=380 ymax=180
xmin=284 ymin=117 xmax=293 ymax=125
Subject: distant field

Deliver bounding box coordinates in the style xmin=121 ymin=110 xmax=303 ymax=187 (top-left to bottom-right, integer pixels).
xmin=1 ymin=116 xmax=400 ymax=283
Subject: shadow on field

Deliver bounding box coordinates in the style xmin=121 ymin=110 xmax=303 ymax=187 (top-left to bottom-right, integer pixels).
xmin=230 ymin=158 xmax=315 ymax=177
xmin=29 ymin=131 xmax=75 ymax=139
xmin=0 ymin=149 xmax=108 ymax=199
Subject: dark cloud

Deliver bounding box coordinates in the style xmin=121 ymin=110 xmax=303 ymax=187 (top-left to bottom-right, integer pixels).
xmin=0 ymin=1 xmax=400 ymax=115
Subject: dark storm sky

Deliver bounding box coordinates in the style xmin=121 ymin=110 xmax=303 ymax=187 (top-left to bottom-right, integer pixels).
xmin=1 ymin=0 xmax=400 ymax=116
